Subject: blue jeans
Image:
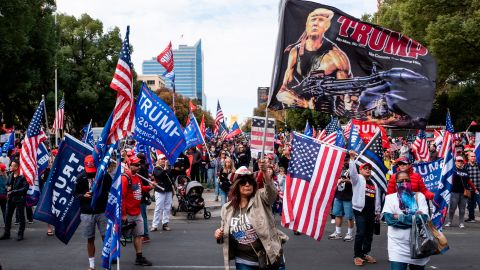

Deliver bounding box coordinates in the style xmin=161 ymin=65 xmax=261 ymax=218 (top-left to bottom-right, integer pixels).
xmin=353 ymin=210 xmax=374 ymax=258
xmin=390 ymin=261 xmax=425 ymax=270
xmin=214 ymin=176 xmax=220 ymax=196
xmin=207 ymin=168 xmax=215 ymax=188
xmin=141 ymin=203 xmax=149 ymax=237
xmin=219 ymin=189 xmax=227 ymax=206
xmin=467 ymin=192 xmax=480 ymax=220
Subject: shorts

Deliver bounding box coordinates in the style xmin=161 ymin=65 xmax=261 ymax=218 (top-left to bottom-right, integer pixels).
xmin=80 ymin=213 xmax=108 ymax=239
xmin=332 ymin=198 xmax=354 ymax=220
xmin=124 ymin=214 xmax=144 ymax=237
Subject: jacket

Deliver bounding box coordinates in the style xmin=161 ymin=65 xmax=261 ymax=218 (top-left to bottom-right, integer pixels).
xmin=219 ymin=179 xmax=288 ymax=270
xmin=349 ymin=160 xmax=382 ymax=214
xmin=152 ymin=166 xmax=173 ymax=193
xmin=6 ymin=173 xmax=29 ymax=205
xmin=387 ymin=167 xmax=434 ymax=200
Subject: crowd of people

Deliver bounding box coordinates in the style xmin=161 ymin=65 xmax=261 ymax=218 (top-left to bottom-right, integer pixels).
xmin=0 ymin=128 xmax=479 ymax=270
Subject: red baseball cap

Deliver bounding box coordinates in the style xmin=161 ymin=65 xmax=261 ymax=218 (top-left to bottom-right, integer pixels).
xmin=51 ymin=149 xmax=58 ymax=156
xmin=395 ymin=157 xmax=410 ymax=164
xmin=129 ymin=156 xmax=140 ymax=165
xmin=359 ymin=163 xmax=373 ymax=170
xmin=0 ymin=163 xmax=6 ymax=172
xmin=84 ymin=155 xmax=96 ymax=174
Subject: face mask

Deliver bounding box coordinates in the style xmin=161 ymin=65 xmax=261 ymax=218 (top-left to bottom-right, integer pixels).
xmin=396 ymin=181 xmax=412 ymax=193
xmin=2 ymin=153 xmax=6 ymax=157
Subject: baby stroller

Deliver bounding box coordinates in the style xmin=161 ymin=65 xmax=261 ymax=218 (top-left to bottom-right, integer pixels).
xmin=172 ymin=176 xmax=211 ymax=220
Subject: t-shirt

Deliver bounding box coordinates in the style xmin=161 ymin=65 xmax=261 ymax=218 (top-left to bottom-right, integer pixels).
xmin=335 ymin=180 xmax=353 ymax=201
xmin=362 ymin=179 xmax=376 ymax=216
xmin=451 ymin=168 xmax=469 ymax=193
xmin=229 ymin=207 xmax=263 ymax=264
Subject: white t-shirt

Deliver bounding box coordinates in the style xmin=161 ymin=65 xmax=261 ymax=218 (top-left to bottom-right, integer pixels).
xmin=382 ymin=192 xmax=430 ymax=266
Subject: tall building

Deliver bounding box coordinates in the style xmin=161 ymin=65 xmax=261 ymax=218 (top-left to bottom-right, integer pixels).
xmin=142 ymin=40 xmax=206 ymax=108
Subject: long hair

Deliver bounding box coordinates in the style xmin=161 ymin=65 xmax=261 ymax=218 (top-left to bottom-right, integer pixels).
xmin=228 ymin=174 xmax=258 ymax=210
xmin=223 ymin=157 xmax=236 ymax=174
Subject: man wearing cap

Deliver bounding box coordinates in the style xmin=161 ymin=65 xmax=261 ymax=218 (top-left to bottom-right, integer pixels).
xmin=445 ymin=156 xmax=477 ymax=228
xmin=465 ymin=152 xmax=480 ymax=222
xmin=387 ymin=157 xmax=434 ymax=200
xmin=122 ymin=156 xmax=153 ymax=266
xmin=0 ymin=151 xmax=10 ymax=170
xmin=349 ymin=151 xmax=382 ymax=266
xmin=75 ymin=155 xmax=113 ymax=270
xmin=0 ymin=160 xmax=29 ymax=241
xmin=151 ymin=154 xmax=174 ymax=232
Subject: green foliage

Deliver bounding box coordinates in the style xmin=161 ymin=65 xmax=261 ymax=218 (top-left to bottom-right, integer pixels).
xmin=0 ymin=0 xmax=56 ymax=128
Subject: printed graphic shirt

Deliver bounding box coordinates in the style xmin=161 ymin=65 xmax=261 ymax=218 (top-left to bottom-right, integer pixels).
xmin=121 ymin=172 xmax=151 ymax=217
xmin=229 ymin=208 xmax=263 ymax=264
xmin=362 ymin=179 xmax=376 ymax=216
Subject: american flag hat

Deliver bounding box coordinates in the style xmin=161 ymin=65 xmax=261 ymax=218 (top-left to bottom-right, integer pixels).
xmin=235 ymin=166 xmax=252 ymax=175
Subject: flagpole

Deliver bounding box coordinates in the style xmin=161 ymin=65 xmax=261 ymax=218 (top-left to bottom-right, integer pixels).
xmin=355 ymin=129 xmax=382 ymax=162
xmin=54 ymin=9 xmax=59 ymax=147
xmin=41 ymin=95 xmax=52 ymax=150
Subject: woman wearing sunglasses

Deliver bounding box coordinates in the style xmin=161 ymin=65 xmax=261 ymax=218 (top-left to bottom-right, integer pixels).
xmin=214 ymin=160 xmax=288 ymax=270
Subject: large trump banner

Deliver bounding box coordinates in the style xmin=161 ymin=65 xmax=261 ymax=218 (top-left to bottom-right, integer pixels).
xmin=34 ymin=134 xmax=93 ymax=244
xmin=268 ymin=0 xmax=437 ymax=128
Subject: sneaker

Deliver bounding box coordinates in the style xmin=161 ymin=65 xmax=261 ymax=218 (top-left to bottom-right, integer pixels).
xmin=28 ymin=221 xmax=33 ymax=224
xmin=343 ymin=233 xmax=353 ymax=242
xmin=444 ymin=222 xmax=451 ymax=227
xmin=142 ymin=236 xmax=151 ymax=243
xmin=150 ymin=227 xmax=158 ymax=232
xmin=162 ymin=224 xmax=171 ymax=231
xmin=135 ymin=256 xmax=153 ymax=266
xmin=459 ymin=223 xmax=465 ymax=229
xmin=328 ymin=232 xmax=342 ymax=240
xmin=330 ymin=219 xmax=335 ymax=224
xmin=465 ymin=219 xmax=476 ymax=223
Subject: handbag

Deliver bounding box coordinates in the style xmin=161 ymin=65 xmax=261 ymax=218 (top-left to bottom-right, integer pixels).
xmin=410 ymin=214 xmax=439 ymax=259
xmin=249 ymin=243 xmax=281 ymax=270
xmin=425 ymin=219 xmax=449 ymax=254
xmin=463 ymin=189 xmax=471 ymax=198
xmin=374 ymin=216 xmax=381 ymax=235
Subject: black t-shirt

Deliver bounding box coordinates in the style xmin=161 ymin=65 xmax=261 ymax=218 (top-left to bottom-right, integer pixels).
xmin=335 ymin=180 xmax=353 ymax=201
xmin=362 ymin=179 xmax=376 ymax=216
xmin=229 ymin=207 xmax=263 ymax=263
xmin=451 ymin=168 xmax=469 ymax=193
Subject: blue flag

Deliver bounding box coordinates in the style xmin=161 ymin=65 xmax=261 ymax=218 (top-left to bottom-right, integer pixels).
xmin=33 ymin=134 xmax=93 ymax=244
xmin=393 ymin=159 xmax=444 ymax=193
xmin=101 ymin=155 xmax=122 ymax=269
xmin=304 ymin=120 xmax=313 ymax=137
xmin=347 ymin=124 xmax=365 ymax=153
xmin=335 ymin=127 xmax=346 ymax=148
xmin=184 ymin=113 xmax=205 ymax=149
xmin=2 ymin=131 xmax=15 ymax=153
xmin=134 ymin=83 xmax=186 ymax=164
xmin=205 ymin=127 xmax=214 ymax=141
xmin=82 ymin=122 xmax=95 ymax=148
xmin=135 ymin=143 xmax=154 ymax=173
xmin=91 ymin=113 xmax=116 ymax=210
xmin=26 ymin=143 xmax=50 ymax=207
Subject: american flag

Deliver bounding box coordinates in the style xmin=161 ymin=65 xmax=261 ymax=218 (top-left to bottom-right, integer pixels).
xmin=343 ymin=120 xmax=352 ymax=141
xmin=438 ymin=112 xmax=454 ymax=159
xmin=218 ymin=122 xmax=229 ymax=141
xmin=355 ymin=130 xmax=388 ymax=192
xmin=52 ymin=97 xmax=65 ymax=130
xmin=282 ymin=132 xmax=346 ymax=240
xmin=250 ymin=116 xmax=275 ymax=155
xmin=412 ymin=129 xmax=430 ymax=161
xmin=108 ymin=26 xmax=135 ymax=144
xmin=433 ymin=129 xmax=443 ymax=151
xmin=214 ymin=100 xmax=224 ymax=134
xmin=20 ymin=100 xmax=48 ymax=186
xmin=318 ymin=116 xmax=339 ymax=144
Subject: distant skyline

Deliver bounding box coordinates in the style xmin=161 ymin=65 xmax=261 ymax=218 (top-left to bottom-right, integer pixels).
xmin=57 ymin=0 xmax=378 ymax=125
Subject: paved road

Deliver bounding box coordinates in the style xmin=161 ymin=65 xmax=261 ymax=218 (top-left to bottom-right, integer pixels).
xmin=1 ymin=209 xmax=480 ymax=270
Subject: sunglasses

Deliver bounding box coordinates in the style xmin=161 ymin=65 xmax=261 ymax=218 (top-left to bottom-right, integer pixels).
xmin=130 ymin=163 xmax=140 ymax=167
xmin=238 ymin=179 xmax=255 ymax=186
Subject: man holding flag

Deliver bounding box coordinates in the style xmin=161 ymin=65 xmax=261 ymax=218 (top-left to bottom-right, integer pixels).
xmin=75 ymin=155 xmax=113 ymax=270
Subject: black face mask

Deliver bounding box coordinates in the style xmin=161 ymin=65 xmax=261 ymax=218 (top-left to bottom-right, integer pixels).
xmin=86 ymin=172 xmax=96 ymax=179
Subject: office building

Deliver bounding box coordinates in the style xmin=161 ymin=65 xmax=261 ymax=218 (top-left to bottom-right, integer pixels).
xmin=142 ymin=40 xmax=206 ymax=108
xmin=137 ymin=74 xmax=165 ymax=91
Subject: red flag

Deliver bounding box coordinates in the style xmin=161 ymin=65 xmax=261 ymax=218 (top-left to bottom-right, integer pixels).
xmin=189 ymin=101 xmax=197 ymax=112
xmin=200 ymin=114 xmax=205 ymax=139
xmin=156 ymin=41 xmax=174 ymax=73
xmin=352 ymin=119 xmax=390 ymax=149
xmin=471 ymin=121 xmax=478 ymax=126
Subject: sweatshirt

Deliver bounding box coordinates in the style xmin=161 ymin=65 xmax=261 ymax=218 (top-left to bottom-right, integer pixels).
xmin=121 ymin=172 xmax=151 ymax=217
xmin=349 ymin=160 xmax=382 ymax=214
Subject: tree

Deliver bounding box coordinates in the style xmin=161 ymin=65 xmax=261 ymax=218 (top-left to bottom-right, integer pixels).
xmin=0 ymin=0 xmax=56 ymax=129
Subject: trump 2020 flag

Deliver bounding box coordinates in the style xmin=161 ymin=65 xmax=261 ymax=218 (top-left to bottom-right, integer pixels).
xmin=347 ymin=124 xmax=365 ymax=153
xmin=282 ymin=132 xmax=346 ymax=240
xmin=134 ymin=83 xmax=186 ymax=164
xmin=82 ymin=121 xmax=95 ymax=148
xmin=102 ymin=156 xmax=122 ymax=269
xmin=34 ymin=134 xmax=93 ymax=244
xmin=2 ymin=130 xmax=15 ymax=153
xmin=184 ymin=113 xmax=205 ymax=149
xmin=267 ymin=0 xmax=437 ymax=128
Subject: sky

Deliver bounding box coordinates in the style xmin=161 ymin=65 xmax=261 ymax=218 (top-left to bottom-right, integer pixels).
xmin=56 ymin=0 xmax=378 ymax=126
